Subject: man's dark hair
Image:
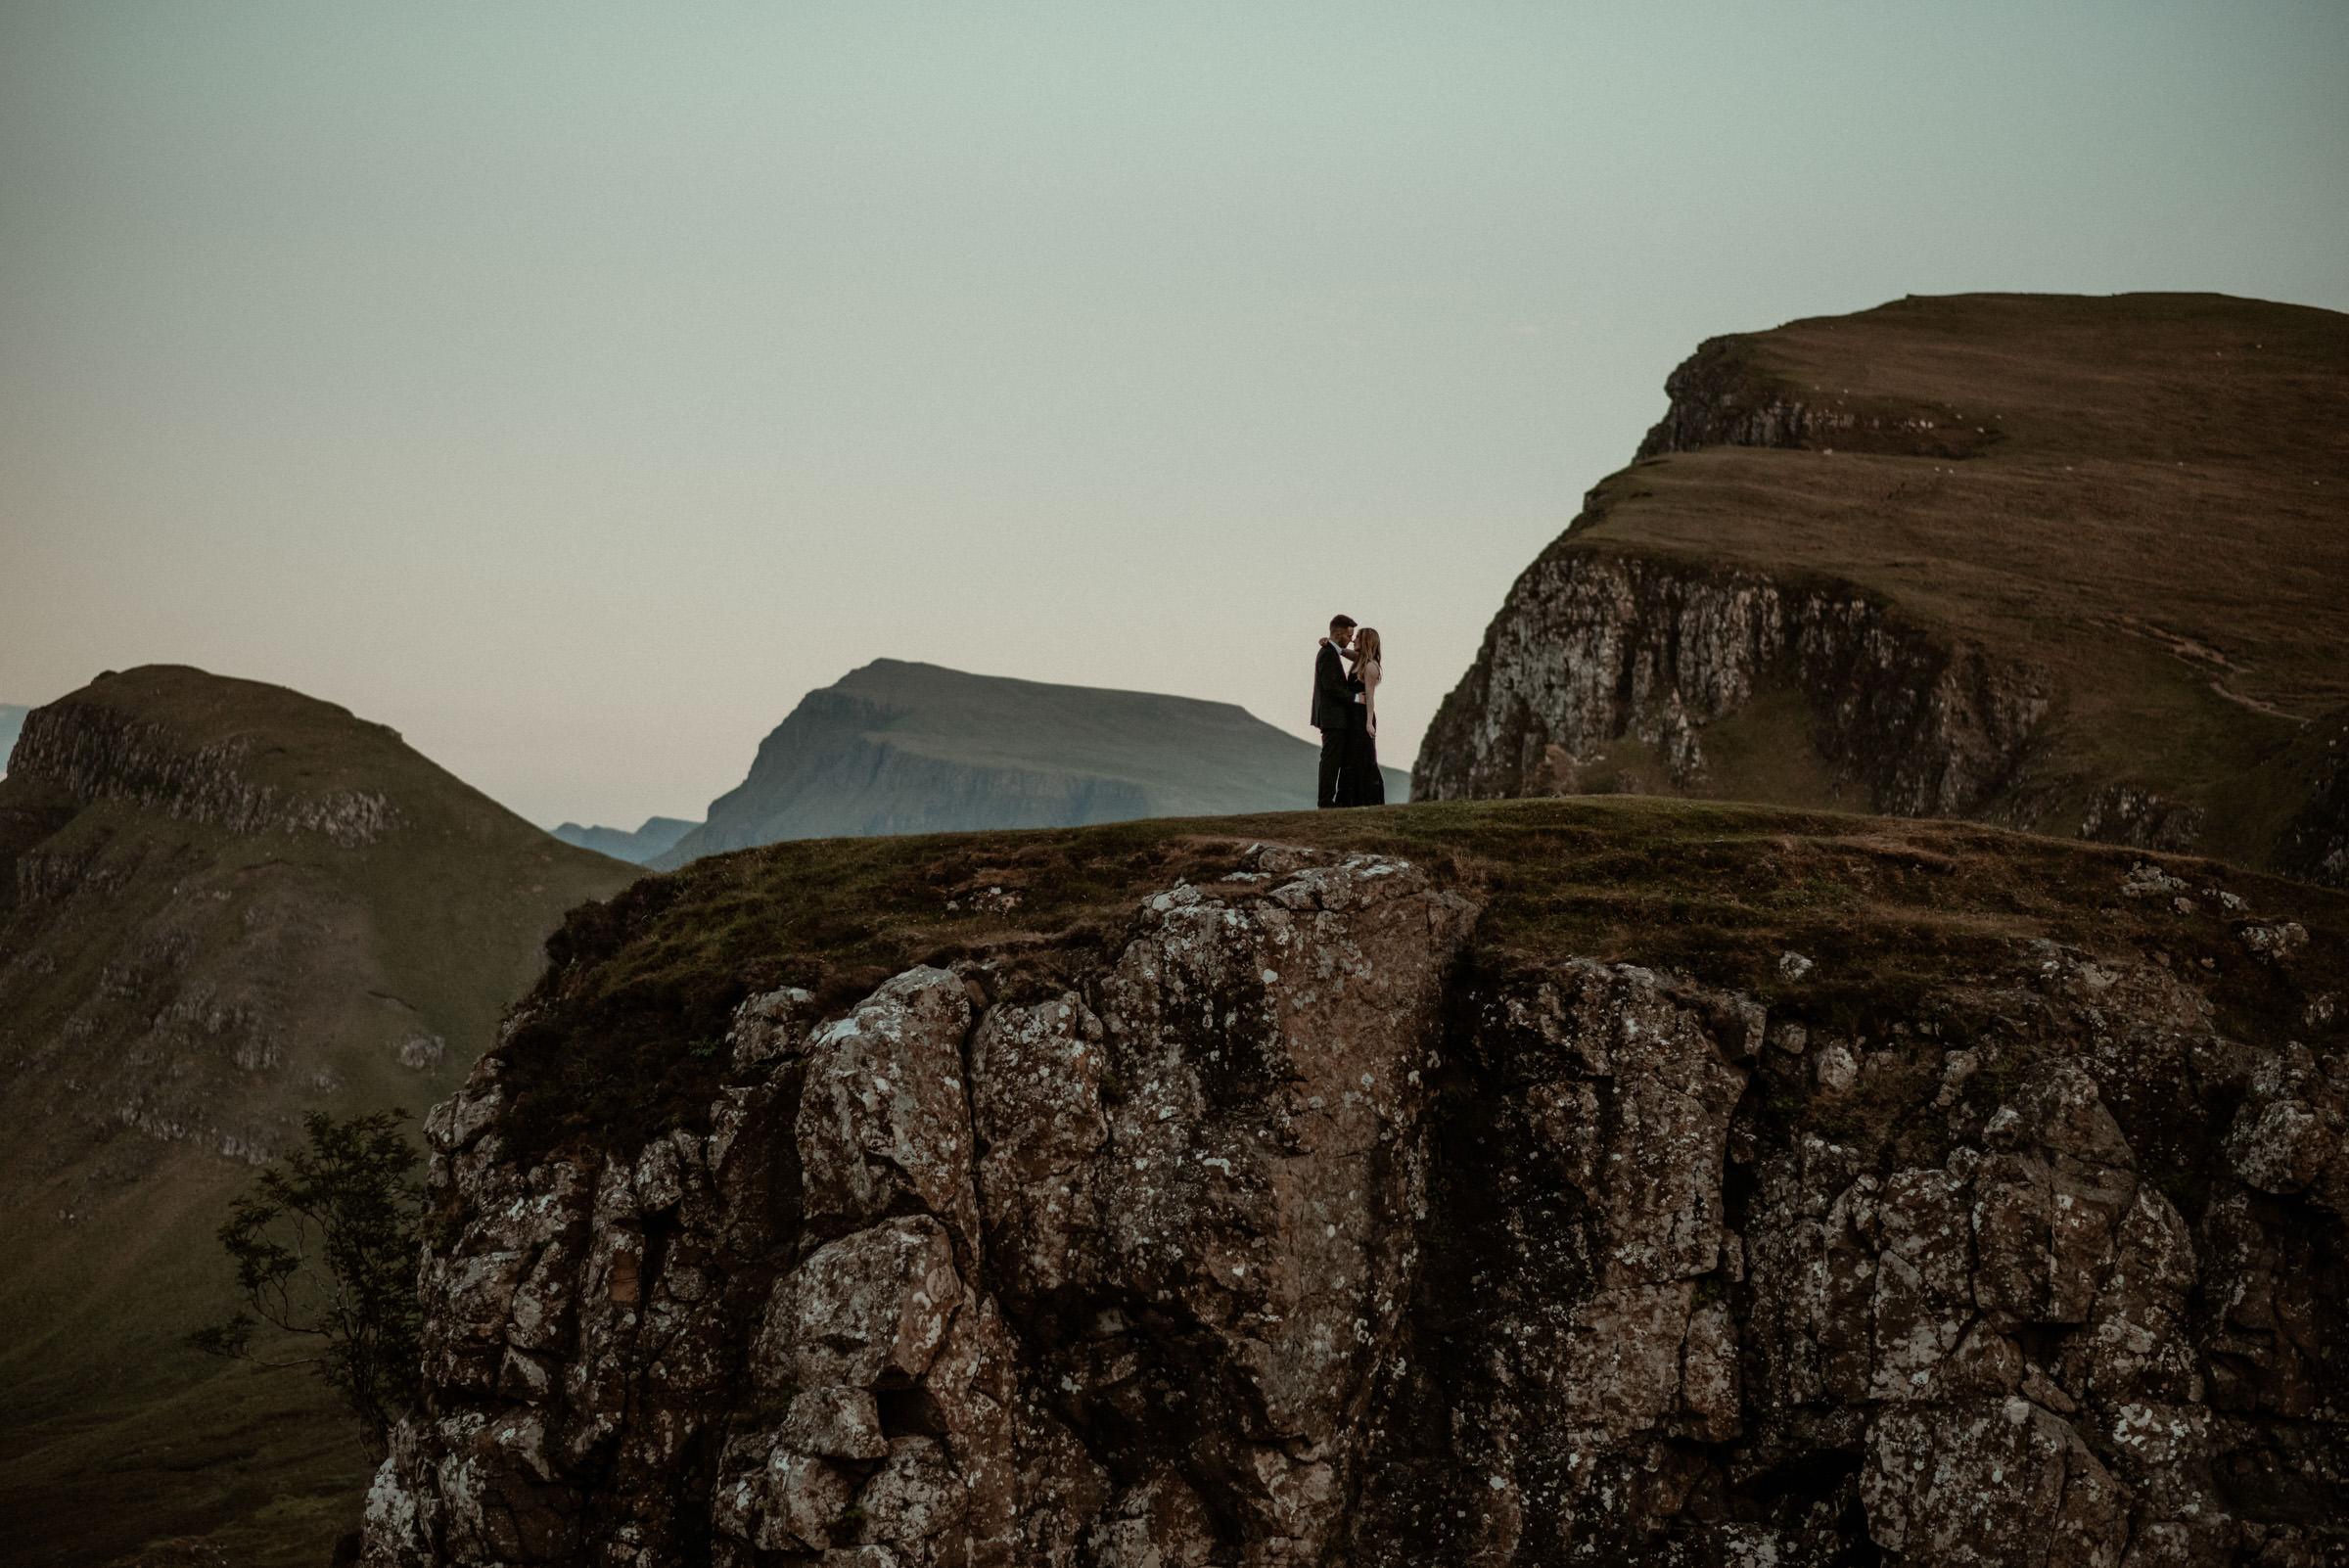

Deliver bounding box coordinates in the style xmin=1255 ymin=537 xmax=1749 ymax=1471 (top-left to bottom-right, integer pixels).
xmin=1329 ymin=615 xmax=1357 ymax=631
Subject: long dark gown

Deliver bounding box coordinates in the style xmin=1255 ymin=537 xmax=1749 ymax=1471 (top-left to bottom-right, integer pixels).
xmin=1335 ymin=685 xmax=1385 ymax=807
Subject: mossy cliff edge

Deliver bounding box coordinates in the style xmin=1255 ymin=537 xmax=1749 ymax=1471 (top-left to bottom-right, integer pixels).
xmin=1414 ymin=294 xmax=2349 ymax=887
xmin=364 ymin=801 xmax=2347 ymax=1566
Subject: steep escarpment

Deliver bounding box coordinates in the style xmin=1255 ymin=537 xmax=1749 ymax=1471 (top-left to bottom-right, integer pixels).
xmin=1416 ymin=293 xmax=2349 ymax=884
xmin=11 ymin=695 xmax=400 ymax=846
xmin=0 ymin=666 xmax=638 ymax=1568
xmin=683 ymin=682 xmax=1155 ymax=847
xmin=655 ymin=661 xmax=1404 ymax=867
xmin=1412 ymin=545 xmax=2047 ymax=814
xmin=1634 ymin=332 xmax=1996 ymax=463
xmin=0 ymin=668 xmax=631 ymax=1173
xmin=365 ymin=799 xmax=2349 ymax=1566
xmin=378 ymin=848 xmax=1474 ymax=1565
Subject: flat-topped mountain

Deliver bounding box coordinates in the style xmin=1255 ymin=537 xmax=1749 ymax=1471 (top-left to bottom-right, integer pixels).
xmin=654 ymin=659 xmax=1405 ymax=867
xmin=1415 ymin=293 xmax=2349 ymax=885
xmin=551 ymin=814 xmax=699 ymax=865
xmin=0 ymin=666 xmax=638 ymax=1568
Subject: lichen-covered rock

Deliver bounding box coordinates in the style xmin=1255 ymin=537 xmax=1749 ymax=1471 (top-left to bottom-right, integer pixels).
xmin=367 ymin=847 xmax=1477 ymax=1568
xmin=367 ymin=858 xmax=2348 ymax=1566
xmin=1860 ymin=1397 xmax=2128 ymax=1567
xmin=796 ymin=970 xmax=981 ymax=1246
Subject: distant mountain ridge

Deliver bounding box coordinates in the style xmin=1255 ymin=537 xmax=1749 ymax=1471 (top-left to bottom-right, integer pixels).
xmin=552 ymin=814 xmax=699 ymax=864
xmin=655 ymin=660 xmax=1405 ymax=867
xmin=0 ymin=703 xmax=28 ymax=773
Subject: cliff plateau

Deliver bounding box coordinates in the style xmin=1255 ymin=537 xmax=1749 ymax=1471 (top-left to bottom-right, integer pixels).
xmin=654 ymin=662 xmax=1405 ymax=868
xmin=1414 ymin=293 xmax=2349 ymax=887
xmin=0 ymin=666 xmax=639 ymax=1568
xmin=364 ymin=798 xmax=2347 ymax=1566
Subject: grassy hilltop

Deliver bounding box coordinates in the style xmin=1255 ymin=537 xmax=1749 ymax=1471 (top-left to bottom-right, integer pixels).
xmin=0 ymin=667 xmax=638 ymax=1568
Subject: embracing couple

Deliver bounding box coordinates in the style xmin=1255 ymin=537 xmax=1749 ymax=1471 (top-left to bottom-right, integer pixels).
xmin=1313 ymin=614 xmax=1386 ymax=808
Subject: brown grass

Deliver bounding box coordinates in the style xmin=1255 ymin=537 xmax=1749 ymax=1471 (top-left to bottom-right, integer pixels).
xmin=1566 ymin=292 xmax=2349 ymax=864
xmin=496 ymin=796 xmax=2349 ymax=1166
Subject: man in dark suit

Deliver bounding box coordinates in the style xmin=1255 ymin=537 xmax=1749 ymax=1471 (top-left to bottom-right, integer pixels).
xmin=1313 ymin=615 xmax=1358 ymax=807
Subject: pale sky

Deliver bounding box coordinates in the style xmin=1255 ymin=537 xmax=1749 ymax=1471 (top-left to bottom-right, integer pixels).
xmin=4 ymin=2 xmax=2344 ymax=828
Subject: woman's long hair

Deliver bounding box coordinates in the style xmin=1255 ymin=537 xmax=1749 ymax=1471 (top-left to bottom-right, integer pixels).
xmin=1351 ymin=627 xmax=1382 ymax=671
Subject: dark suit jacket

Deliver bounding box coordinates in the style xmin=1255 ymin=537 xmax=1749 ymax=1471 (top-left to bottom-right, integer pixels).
xmin=1312 ymin=641 xmax=1358 ymax=732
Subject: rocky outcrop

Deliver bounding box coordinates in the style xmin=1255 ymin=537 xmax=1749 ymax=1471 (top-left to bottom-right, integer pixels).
xmin=368 ymin=849 xmax=2346 ymax=1566
xmin=2276 ymin=711 xmax=2349 ymax=889
xmin=11 ymin=698 xmax=399 ymax=846
xmin=372 ymin=847 xmax=1479 ymax=1567
xmin=1634 ymin=335 xmax=1995 ymax=462
xmin=1411 ymin=546 xmax=2049 ymax=814
xmin=2080 ymin=785 xmax=2212 ymax=853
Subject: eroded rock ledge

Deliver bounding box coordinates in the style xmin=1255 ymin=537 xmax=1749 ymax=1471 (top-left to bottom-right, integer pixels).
xmin=1634 ymin=335 xmax=1995 ymax=463
xmin=12 ymin=698 xmax=399 ymax=846
xmin=366 ymin=847 xmax=2346 ymax=1566
xmin=1410 ymin=546 xmax=2048 ymax=815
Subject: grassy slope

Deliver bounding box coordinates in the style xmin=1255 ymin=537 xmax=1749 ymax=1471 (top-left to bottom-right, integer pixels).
xmin=0 ymin=668 xmax=639 ymax=1568
xmin=1559 ymin=293 xmax=2349 ymax=860
xmin=489 ymin=797 xmax=2347 ymax=1173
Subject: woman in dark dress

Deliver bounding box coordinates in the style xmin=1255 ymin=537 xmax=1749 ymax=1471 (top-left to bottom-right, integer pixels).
xmin=1337 ymin=627 xmax=1385 ymax=807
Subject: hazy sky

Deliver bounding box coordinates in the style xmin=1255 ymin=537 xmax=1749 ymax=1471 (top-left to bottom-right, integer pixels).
xmin=5 ymin=2 xmax=2344 ymax=827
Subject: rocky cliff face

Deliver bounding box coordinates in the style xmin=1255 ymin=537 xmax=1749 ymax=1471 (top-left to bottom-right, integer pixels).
xmin=12 ymin=695 xmax=401 ymax=846
xmin=1412 ymin=546 xmax=2049 ymax=816
xmin=1634 ymin=335 xmax=1993 ymax=463
xmin=2276 ymin=712 xmax=2349 ymax=889
xmin=365 ymin=840 xmax=2346 ymax=1566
